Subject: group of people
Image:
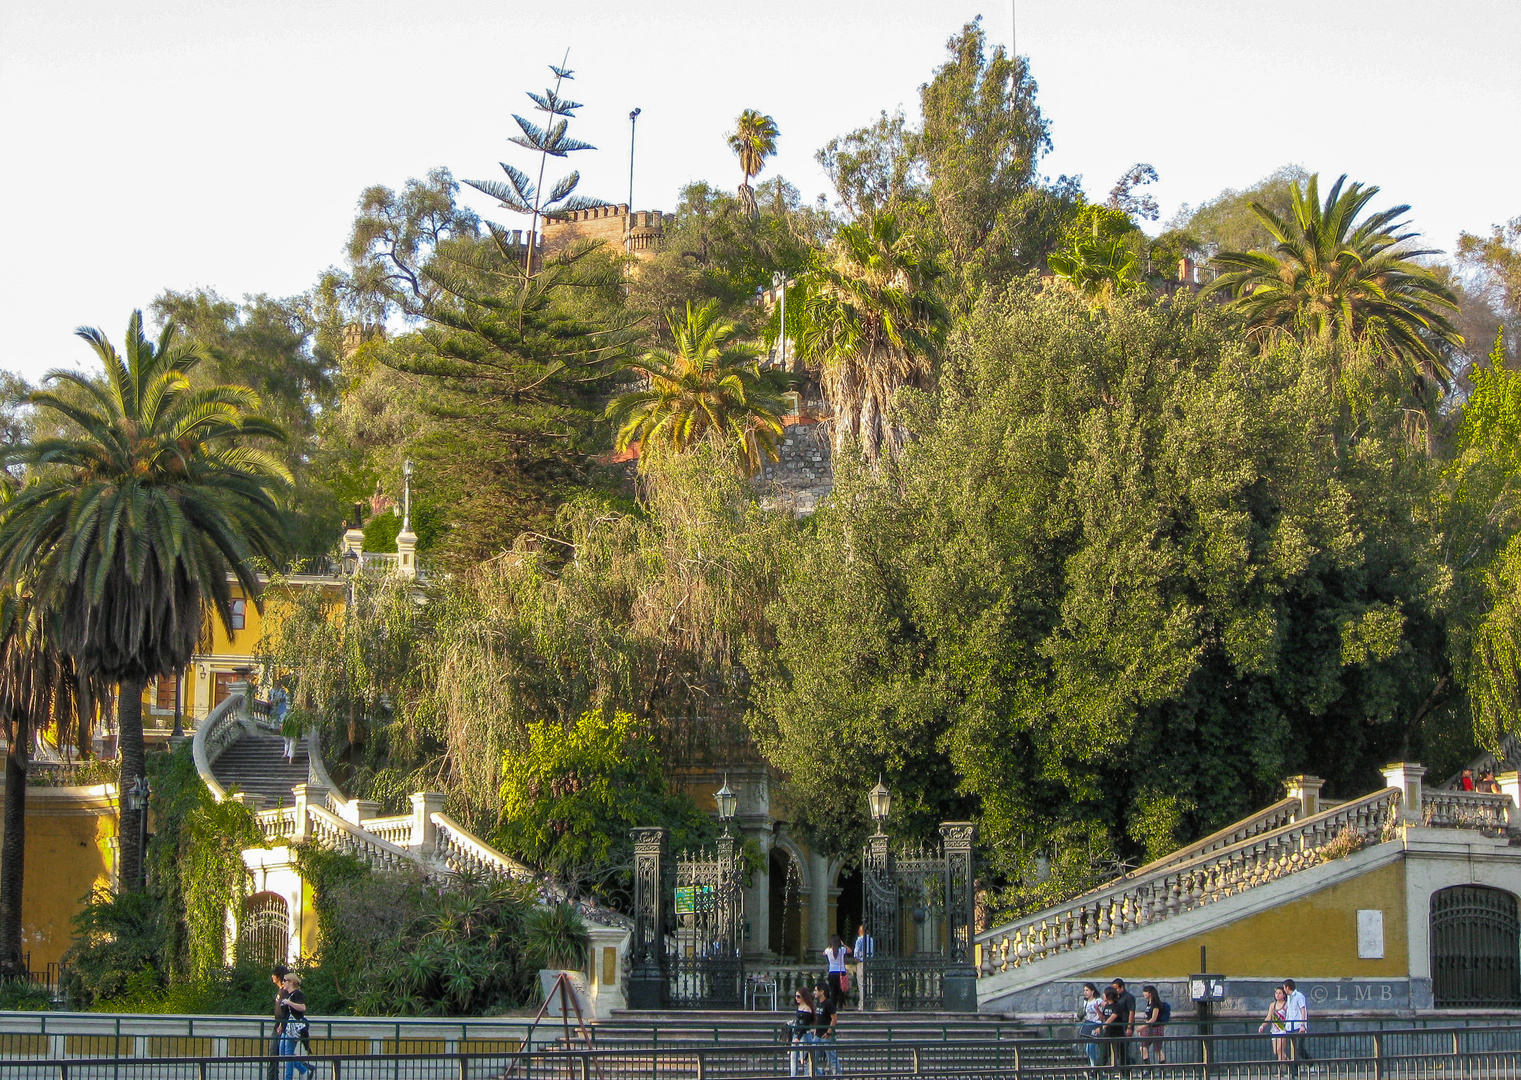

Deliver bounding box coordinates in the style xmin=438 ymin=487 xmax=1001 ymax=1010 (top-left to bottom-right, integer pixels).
xmin=267 ymin=964 xmax=312 ymax=1080
xmin=1459 ymin=767 xmax=1502 ymax=793
xmin=1077 ymin=979 xmax=1171 ymax=1069
xmin=784 ymin=928 xmax=872 ymax=1076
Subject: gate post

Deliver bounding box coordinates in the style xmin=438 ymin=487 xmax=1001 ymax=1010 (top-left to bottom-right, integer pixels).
xmin=940 ymin=822 xmax=978 ymax=1013
xmin=862 ymin=828 xmax=894 ymax=1010
xmin=627 ymin=826 xmax=668 ymax=1009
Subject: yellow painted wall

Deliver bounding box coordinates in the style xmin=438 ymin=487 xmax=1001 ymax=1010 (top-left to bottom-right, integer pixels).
xmin=0 ymin=784 xmax=116 ymax=970
xmin=1085 ymin=860 xmax=1408 ymax=979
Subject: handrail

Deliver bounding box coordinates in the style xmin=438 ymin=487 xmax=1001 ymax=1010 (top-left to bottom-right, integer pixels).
xmin=190 ymin=692 xmax=246 ymax=802
xmin=1444 ymin=732 xmax=1521 ymax=789
xmin=1129 ymin=796 xmax=1302 ymax=877
xmin=976 ymin=786 xmax=1401 ymax=971
xmin=362 ymin=814 xmax=413 ymax=847
xmin=308 ymin=805 xmax=425 ymax=874
xmin=1422 ymin=788 xmax=1511 ymax=831
xmin=303 ymin=726 xmax=343 ymax=812
xmin=253 ymin=805 xmax=299 ymax=842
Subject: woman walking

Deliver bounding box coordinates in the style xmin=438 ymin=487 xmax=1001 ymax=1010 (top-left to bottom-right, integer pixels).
xmin=788 ymin=989 xmax=815 ymax=1077
xmin=1261 ymin=986 xmax=1290 ymax=1066
xmin=1100 ymin=986 xmax=1127 ymax=1071
xmin=1138 ymin=985 xmax=1169 ymax=1064
xmin=275 ymin=973 xmax=312 ymax=1079
xmin=1077 ymin=982 xmax=1104 ymax=1067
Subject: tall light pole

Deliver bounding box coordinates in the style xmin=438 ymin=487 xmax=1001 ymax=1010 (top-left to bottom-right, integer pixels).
xmin=627 ymin=108 xmax=641 ymax=210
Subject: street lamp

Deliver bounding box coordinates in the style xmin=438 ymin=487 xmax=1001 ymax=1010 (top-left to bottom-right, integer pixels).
xmin=715 ymin=775 xmax=737 ymax=835
xmin=771 ymin=271 xmax=789 ymax=369
xmin=401 ymin=459 xmax=414 ymax=533
xmin=124 ymin=776 xmax=151 ymax=890
xmin=868 ymin=777 xmax=891 ymax=832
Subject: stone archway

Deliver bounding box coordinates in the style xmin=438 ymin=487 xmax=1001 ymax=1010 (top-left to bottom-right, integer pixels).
xmin=1431 ymin=884 xmax=1521 ymax=1008
xmin=768 ymin=838 xmax=808 ymax=960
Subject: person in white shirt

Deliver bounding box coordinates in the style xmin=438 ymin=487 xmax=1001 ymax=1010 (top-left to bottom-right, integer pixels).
xmin=1282 ymin=979 xmax=1312 ymax=1074
xmin=851 ymin=924 xmax=872 ymax=1008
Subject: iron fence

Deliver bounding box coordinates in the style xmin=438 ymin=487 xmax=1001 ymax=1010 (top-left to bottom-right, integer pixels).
xmin=0 ymin=1027 xmax=1518 ymax=1079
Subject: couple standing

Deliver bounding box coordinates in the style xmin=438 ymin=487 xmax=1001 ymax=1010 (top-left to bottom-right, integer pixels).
xmin=1260 ymin=979 xmax=1313 ymax=1073
xmin=789 ymin=983 xmax=840 ymax=1076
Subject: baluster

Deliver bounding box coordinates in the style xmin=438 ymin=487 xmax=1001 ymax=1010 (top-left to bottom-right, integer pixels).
xmin=1062 ymin=909 xmax=1076 ymax=952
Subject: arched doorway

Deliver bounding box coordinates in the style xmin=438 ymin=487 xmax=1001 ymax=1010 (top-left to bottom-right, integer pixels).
xmin=768 ymin=847 xmax=805 ymax=960
xmin=1431 ymin=885 xmax=1521 ymax=1007
xmin=836 ymin=865 xmax=863 ymax=944
xmin=239 ymin=892 xmax=291 ymax=970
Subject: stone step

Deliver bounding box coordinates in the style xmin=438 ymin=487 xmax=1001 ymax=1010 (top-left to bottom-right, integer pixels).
xmin=211 ymin=735 xmax=311 ymax=804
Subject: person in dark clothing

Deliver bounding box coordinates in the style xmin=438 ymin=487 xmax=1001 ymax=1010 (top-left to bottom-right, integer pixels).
xmin=1110 ymin=979 xmax=1136 ymax=1067
xmin=276 ymin=974 xmax=312 ymax=1079
xmin=266 ymin=964 xmax=289 ymax=1080
xmin=788 ymin=989 xmax=815 ymax=1077
xmin=810 ymin=982 xmax=839 ymax=1075
xmin=1100 ymin=987 xmax=1128 ymax=1070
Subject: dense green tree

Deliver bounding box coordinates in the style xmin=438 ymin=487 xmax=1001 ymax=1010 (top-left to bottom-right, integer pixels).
xmin=1206 ymin=174 xmax=1463 ymax=395
xmin=346 ymin=169 xmax=481 ymax=318
xmin=606 ymin=300 xmax=787 ymax=475
xmin=817 ymin=109 xmax=926 ymax=221
xmin=0 ymin=312 xmax=289 ymax=889
xmin=1048 ymin=205 xmax=1145 ymax=297
xmin=918 ymin=18 xmax=1079 ymax=302
xmin=1167 ymin=165 xmax=1311 ymax=259
xmin=1458 ymin=215 xmax=1521 ymax=359
xmin=751 ymin=285 xmax=1469 ymax=911
xmin=797 ymin=212 xmax=948 ymax=463
xmin=728 ymin=110 xmax=780 ymax=217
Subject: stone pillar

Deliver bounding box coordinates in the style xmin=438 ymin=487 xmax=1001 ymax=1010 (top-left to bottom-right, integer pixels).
xmin=808 ymin=850 xmax=832 ymax=957
xmin=341 ymin=526 xmax=364 ymax=557
xmin=940 ymin=822 xmax=978 ymax=1012
xmin=1283 ymin=775 xmax=1325 ymax=818
xmin=410 ymin=792 xmax=446 ymax=853
xmin=741 ymin=827 xmax=771 ymax=958
xmin=339 ymin=798 xmax=379 ymax=825
xmin=293 ymin=784 xmax=327 ymax=841
xmin=396 ymin=529 xmax=418 ymax=580
xmin=627 ymin=826 xmax=667 ymax=1009
xmin=229 ymin=792 xmax=265 ymax=813
xmin=1381 ymin=762 xmax=1427 ymax=825
xmin=585 ymin=923 xmax=631 ymax=1018
xmin=1497 ymin=772 xmax=1521 ymax=828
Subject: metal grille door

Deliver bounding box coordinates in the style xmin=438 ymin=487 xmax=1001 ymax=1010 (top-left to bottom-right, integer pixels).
xmin=238 ymin=893 xmax=290 ymax=970
xmin=1431 ymin=885 xmax=1521 ymax=1008
xmin=666 ymin=838 xmax=745 ymax=1008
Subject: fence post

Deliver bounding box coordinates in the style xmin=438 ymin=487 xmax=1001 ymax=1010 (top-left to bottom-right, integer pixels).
xmin=1201 ymin=1030 xmax=1212 ymax=1080
xmin=331 ymin=1058 xmax=342 ymax=1080
xmin=199 ymin=1062 xmax=208 ymax=1080
xmin=1372 ymin=1031 xmax=1383 ymax=1080
xmin=912 ymin=1046 xmax=923 ymax=1076
xmin=1012 ymin=1042 xmax=1021 ymax=1080
xmin=1453 ymin=1030 xmax=1461 ymax=1057
xmin=458 ymin=1053 xmax=468 ymax=1080
xmin=696 ymin=1048 xmax=707 ymax=1080
xmin=580 ymin=1052 xmax=592 ymax=1080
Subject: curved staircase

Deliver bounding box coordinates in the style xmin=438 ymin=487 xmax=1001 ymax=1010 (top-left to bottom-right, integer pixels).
xmin=209 ymin=732 xmax=308 ymax=806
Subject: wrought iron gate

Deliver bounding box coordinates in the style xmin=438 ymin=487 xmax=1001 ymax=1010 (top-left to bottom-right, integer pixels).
xmin=666 ymin=834 xmax=746 ymax=1008
xmin=861 ymin=823 xmax=976 ymax=1011
xmin=1432 ymin=885 xmax=1521 ymax=1008
xmin=238 ymin=892 xmax=290 ymax=970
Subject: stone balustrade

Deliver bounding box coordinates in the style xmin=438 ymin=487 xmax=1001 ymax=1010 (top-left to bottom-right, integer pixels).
xmin=254 ymin=806 xmax=299 ymax=842
xmin=361 ymin=814 xmax=414 ymax=847
xmin=1422 ymin=789 xmax=1511 ymax=831
xmin=307 ymin=806 xmax=417 ymax=874
xmin=976 ymin=786 xmax=1402 ymax=977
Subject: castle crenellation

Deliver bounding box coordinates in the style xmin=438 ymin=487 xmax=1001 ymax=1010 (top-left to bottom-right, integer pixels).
xmin=542 ymin=203 xmax=671 ymax=257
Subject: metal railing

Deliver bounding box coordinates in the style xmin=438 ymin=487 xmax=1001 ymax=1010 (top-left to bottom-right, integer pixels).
xmin=1 ymin=1026 xmax=1520 ymax=1080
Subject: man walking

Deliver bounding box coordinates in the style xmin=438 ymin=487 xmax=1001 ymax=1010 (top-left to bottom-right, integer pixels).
xmin=266 ymin=963 xmax=288 ymax=1080
xmin=1110 ymin=978 xmax=1136 ymax=1068
xmin=1283 ymin=979 xmax=1312 ymax=1075
xmin=809 ymin=981 xmax=839 ymax=1075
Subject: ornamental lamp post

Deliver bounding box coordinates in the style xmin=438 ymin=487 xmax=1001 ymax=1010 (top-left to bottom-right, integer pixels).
xmin=715 ymin=775 xmax=737 ymax=835
xmin=868 ymin=777 xmax=891 ymax=833
xmin=401 ymin=459 xmax=414 ymax=533
xmin=124 ymin=776 xmax=151 ymax=890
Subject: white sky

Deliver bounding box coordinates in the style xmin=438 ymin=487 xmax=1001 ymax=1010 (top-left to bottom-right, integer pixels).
xmin=2 ymin=0 xmax=1517 ymax=380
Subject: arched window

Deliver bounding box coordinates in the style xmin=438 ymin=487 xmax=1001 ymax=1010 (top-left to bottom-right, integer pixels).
xmin=1431 ymin=885 xmax=1521 ymax=1007
xmin=230 ymin=598 xmax=246 ymax=631
xmin=238 ymin=892 xmax=290 ymax=970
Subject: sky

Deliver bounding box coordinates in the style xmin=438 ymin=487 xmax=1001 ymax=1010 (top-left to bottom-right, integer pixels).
xmin=1 ymin=0 xmax=1517 ymax=381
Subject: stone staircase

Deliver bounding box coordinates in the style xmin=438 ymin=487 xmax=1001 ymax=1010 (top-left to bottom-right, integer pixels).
xmin=209 ymin=733 xmax=308 ymax=806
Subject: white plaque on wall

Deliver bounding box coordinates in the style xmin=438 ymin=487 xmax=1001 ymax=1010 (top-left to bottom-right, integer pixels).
xmin=1357 ymin=909 xmax=1385 ymax=959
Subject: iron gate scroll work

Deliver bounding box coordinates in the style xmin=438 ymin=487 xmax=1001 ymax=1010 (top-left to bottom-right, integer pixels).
xmin=861 ymin=821 xmax=977 ymax=1012
xmin=668 ymin=832 xmax=746 ymax=1007
xmin=1431 ymin=884 xmax=1521 ymax=1008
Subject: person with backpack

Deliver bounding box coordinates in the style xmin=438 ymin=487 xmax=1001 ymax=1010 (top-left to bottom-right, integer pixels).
xmin=1138 ymin=985 xmax=1170 ymax=1064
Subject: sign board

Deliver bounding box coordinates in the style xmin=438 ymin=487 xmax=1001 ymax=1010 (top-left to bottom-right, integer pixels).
xmin=1357 ymin=909 xmax=1385 ymax=959
xmin=675 ymin=887 xmax=696 ymax=915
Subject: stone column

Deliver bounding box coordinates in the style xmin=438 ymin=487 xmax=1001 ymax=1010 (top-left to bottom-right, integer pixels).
xmin=627 ymin=826 xmax=667 ymax=1009
xmin=1497 ymin=772 xmax=1521 ymax=828
xmin=808 ymin=850 xmax=832 ymax=957
xmin=1283 ymin=775 xmax=1325 ymax=818
xmin=292 ymin=784 xmax=327 ymax=841
xmin=741 ymin=826 xmax=772 ymax=958
xmin=396 ymin=529 xmax=418 ymax=580
xmin=1381 ymin=762 xmax=1427 ymax=825
xmin=940 ymin=821 xmax=978 ymax=1012
xmin=585 ymin=922 xmax=631 ymax=1018
xmin=409 ymin=792 xmax=446 ymax=853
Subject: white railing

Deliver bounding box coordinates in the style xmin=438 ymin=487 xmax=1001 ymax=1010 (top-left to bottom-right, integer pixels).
xmin=308 ymin=806 xmax=422 ymax=874
xmin=363 ymin=815 xmax=414 ymax=847
xmin=190 ymin=693 xmax=246 ymax=801
xmin=976 ymin=787 xmax=1402 ymax=976
xmin=1422 ymin=789 xmax=1511 ymax=831
xmin=432 ymin=813 xmax=537 ymax=881
xmin=254 ymin=806 xmax=299 ymax=842
xmin=1137 ymin=796 xmax=1302 ymax=874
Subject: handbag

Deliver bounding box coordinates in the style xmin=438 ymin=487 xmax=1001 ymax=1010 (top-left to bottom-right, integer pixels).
xmin=840 ymin=972 xmax=850 ymax=993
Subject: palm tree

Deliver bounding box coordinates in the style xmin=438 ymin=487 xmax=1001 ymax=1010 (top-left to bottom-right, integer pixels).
xmin=0 ymin=311 xmax=290 ymax=891
xmin=798 ymin=213 xmax=947 ymax=464
xmin=605 ymin=301 xmax=787 ymax=476
xmin=1204 ymin=173 xmax=1463 ymax=387
xmin=0 ymin=580 xmax=92 ymax=976
xmin=727 ymin=110 xmax=779 ymax=217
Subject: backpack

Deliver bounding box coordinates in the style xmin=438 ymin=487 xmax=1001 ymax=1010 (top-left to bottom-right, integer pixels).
xmin=1157 ymin=1001 xmax=1172 ymax=1023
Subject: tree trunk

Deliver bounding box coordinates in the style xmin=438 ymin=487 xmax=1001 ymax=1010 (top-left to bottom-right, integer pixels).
xmin=0 ymin=720 xmax=28 ymax=976
xmin=75 ymin=671 xmax=94 ymax=760
xmin=117 ymin=675 xmax=147 ymax=892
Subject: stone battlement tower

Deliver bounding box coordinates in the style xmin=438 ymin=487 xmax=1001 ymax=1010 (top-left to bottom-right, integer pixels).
xmin=542 ymin=204 xmax=670 ymax=259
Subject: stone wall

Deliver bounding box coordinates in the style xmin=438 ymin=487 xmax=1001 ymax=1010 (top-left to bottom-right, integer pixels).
xmin=543 ymin=205 xmax=669 ymax=259
xmin=761 ymin=420 xmax=833 ymax=512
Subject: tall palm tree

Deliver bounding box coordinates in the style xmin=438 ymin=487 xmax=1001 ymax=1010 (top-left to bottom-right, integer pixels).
xmin=0 ymin=311 xmax=290 ymax=891
xmin=605 ymin=301 xmax=787 ymax=476
xmin=798 ymin=213 xmax=947 ymax=464
xmin=1204 ymin=173 xmax=1463 ymax=387
xmin=727 ymin=110 xmax=779 ymax=217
